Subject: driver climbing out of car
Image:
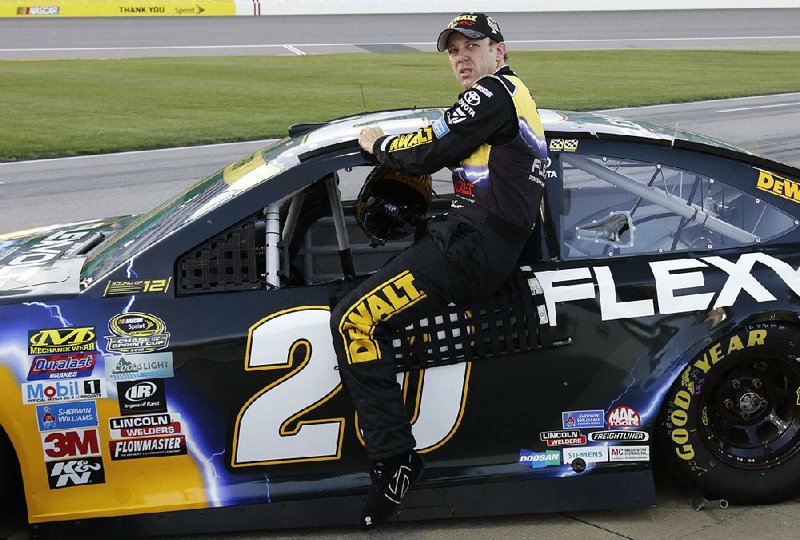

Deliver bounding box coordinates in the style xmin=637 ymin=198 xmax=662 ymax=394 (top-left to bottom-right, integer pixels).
xmin=329 ymin=12 xmax=549 ymax=529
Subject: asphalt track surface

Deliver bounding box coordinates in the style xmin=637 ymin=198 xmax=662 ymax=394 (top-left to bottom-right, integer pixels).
xmin=3 ymin=9 xmax=800 ymax=540
xmin=1 ymin=9 xmax=800 ymax=59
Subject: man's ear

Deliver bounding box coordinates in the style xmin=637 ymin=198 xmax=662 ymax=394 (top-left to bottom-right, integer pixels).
xmin=495 ymin=42 xmax=507 ymax=66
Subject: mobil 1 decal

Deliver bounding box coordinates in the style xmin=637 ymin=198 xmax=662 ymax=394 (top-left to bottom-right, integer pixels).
xmin=22 ymin=378 xmax=105 ymax=405
xmin=116 ymin=378 xmax=167 ymax=416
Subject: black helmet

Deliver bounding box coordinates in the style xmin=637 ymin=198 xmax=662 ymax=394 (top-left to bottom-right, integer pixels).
xmin=355 ymin=166 xmax=432 ymax=247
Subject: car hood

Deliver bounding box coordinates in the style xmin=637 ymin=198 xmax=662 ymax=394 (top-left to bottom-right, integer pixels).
xmin=0 ymin=216 xmax=135 ymax=301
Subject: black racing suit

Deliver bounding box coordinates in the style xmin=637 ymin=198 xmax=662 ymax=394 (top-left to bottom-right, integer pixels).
xmin=330 ymin=65 xmax=549 ymax=459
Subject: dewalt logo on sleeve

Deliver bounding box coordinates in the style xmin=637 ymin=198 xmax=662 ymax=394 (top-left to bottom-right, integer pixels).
xmin=388 ymin=128 xmax=434 ymax=152
xmin=338 ymin=271 xmax=426 ymax=364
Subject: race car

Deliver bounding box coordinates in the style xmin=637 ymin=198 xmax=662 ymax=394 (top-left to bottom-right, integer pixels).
xmin=1 ymin=107 xmax=800 ymax=538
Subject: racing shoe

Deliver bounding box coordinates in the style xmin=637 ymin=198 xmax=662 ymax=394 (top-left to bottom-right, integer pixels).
xmin=360 ymin=450 xmax=424 ymax=530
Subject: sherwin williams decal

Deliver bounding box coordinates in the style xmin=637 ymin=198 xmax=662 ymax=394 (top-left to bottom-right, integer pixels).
xmin=519 ymin=449 xmax=560 ymax=469
xmin=116 ymin=379 xmax=168 ymax=415
xmin=27 ymin=352 xmax=96 ymax=381
xmin=562 ymin=410 xmax=605 ymax=429
xmin=28 ymin=327 xmax=96 ymax=354
xmin=22 ymin=379 xmax=105 ymax=404
xmin=563 ymin=446 xmax=609 ymax=464
xmin=609 ymin=446 xmax=650 ymax=462
xmin=106 ymin=312 xmax=170 ymax=353
xmin=46 ymin=457 xmax=105 ymax=489
xmin=36 ymin=401 xmax=98 ymax=431
xmin=105 ymin=352 xmax=174 ymax=382
xmin=109 ymin=435 xmax=187 ymax=460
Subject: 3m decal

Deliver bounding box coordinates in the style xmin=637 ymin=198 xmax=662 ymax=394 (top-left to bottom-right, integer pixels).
xmin=41 ymin=428 xmax=101 ymax=462
xmin=36 ymin=401 xmax=98 ymax=432
xmin=338 ymin=271 xmax=426 ymax=364
xmin=609 ymin=445 xmax=650 ymax=462
xmin=607 ymin=406 xmax=640 ymax=427
xmin=233 ymin=307 xmax=471 ymax=467
xmin=588 ymin=430 xmax=648 ymax=442
xmin=46 ymin=457 xmax=105 ymax=489
xmin=103 ymin=278 xmax=172 ymax=297
xmin=668 ymin=328 xmax=767 ymax=461
xmin=534 ymin=252 xmax=800 ymax=326
xmin=105 ymin=352 xmax=174 ymax=382
xmin=23 ymin=379 xmax=104 ymax=404
xmin=116 ymin=378 xmax=168 ymax=415
xmin=563 ymin=446 xmax=609 ymax=464
xmin=387 ymin=128 xmax=434 ymax=152
xmin=109 ymin=435 xmax=187 ymax=460
xmin=562 ymin=410 xmax=605 ymax=429
xmin=28 ymin=327 xmax=96 ymax=354
xmin=27 ymin=352 xmax=96 ymax=381
xmin=106 ymin=312 xmax=170 ymax=353
xmin=519 ymin=449 xmax=560 ymax=468
xmin=756 ymin=169 xmax=800 ymax=204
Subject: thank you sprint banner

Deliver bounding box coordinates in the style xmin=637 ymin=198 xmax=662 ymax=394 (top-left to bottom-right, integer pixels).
xmin=2 ymin=1 xmax=236 ymax=17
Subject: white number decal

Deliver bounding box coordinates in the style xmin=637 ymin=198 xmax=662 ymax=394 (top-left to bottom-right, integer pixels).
xmin=232 ymin=307 xmax=471 ymax=467
xmin=232 ymin=307 xmax=344 ymax=466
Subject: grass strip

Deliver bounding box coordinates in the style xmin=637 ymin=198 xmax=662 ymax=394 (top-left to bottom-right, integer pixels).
xmin=2 ymin=49 xmax=800 ymax=161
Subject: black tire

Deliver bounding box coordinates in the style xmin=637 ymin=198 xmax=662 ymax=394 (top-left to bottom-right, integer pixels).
xmin=658 ymin=321 xmax=800 ymax=504
xmin=0 ymin=429 xmax=12 ymax=502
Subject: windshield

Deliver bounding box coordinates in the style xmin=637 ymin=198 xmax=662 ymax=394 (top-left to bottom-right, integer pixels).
xmin=81 ymin=137 xmax=303 ymax=281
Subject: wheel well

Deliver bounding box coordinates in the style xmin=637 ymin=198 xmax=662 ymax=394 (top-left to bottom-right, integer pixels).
xmin=0 ymin=424 xmax=22 ymax=501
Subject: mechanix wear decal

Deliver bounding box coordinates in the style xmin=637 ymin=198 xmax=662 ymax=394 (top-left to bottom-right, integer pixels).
xmin=338 ymin=270 xmax=426 ymax=364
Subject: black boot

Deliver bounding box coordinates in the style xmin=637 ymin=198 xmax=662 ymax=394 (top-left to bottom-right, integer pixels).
xmin=360 ymin=450 xmax=424 ymax=530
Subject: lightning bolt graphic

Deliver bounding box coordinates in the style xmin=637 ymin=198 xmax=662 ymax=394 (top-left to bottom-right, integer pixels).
xmin=22 ymin=301 xmax=72 ymax=327
xmin=605 ymin=352 xmax=647 ymax=413
xmin=264 ymin=473 xmax=271 ymax=503
xmin=123 ymin=257 xmax=139 ymax=313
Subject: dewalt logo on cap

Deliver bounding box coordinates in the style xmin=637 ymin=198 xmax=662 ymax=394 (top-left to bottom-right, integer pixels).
xmin=29 ymin=327 xmax=96 ymax=354
xmin=449 ymin=14 xmax=478 ymax=27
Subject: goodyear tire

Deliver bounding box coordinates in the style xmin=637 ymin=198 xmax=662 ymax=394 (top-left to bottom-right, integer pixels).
xmin=0 ymin=431 xmax=11 ymax=501
xmin=659 ymin=321 xmax=800 ymax=504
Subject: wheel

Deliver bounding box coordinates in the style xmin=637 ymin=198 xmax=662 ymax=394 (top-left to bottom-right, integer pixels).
xmin=0 ymin=430 xmax=12 ymax=501
xmin=658 ymin=321 xmax=800 ymax=504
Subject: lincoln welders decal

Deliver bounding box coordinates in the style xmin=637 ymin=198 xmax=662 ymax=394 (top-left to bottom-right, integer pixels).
xmin=110 ymin=413 xmax=182 ymax=439
xmin=106 ymin=312 xmax=170 ymax=353
xmin=105 ymin=352 xmax=174 ymax=382
xmin=533 ymin=252 xmax=800 ymax=326
xmin=27 ymin=352 xmax=96 ymax=381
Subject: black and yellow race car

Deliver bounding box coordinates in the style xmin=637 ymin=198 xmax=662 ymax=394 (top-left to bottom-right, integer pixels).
xmin=1 ymin=108 xmax=799 ymax=538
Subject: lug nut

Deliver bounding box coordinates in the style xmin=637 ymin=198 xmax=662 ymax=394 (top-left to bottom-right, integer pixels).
xmin=753 ymin=379 xmax=762 ymax=389
xmin=741 ymin=412 xmax=751 ymax=420
xmin=732 ymin=380 xmax=741 ymax=389
xmin=724 ymin=399 xmax=734 ymax=409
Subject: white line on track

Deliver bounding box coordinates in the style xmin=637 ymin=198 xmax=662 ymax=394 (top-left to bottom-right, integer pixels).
xmin=0 ymin=139 xmax=275 ymax=166
xmin=2 ymin=35 xmax=800 ymax=53
xmin=717 ymin=102 xmax=800 ymax=113
xmin=282 ymin=44 xmax=306 ymax=55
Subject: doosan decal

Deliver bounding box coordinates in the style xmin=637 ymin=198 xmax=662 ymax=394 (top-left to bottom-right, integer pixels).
xmin=518 ymin=449 xmax=560 ymax=469
xmin=607 ymin=406 xmax=640 ymax=427
xmin=27 ymin=352 xmax=96 ymax=381
xmin=532 ymin=252 xmax=800 ymax=326
xmin=22 ymin=379 xmax=105 ymax=404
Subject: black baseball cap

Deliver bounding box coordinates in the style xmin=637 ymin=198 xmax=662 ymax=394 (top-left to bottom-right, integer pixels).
xmin=436 ymin=13 xmax=504 ymax=52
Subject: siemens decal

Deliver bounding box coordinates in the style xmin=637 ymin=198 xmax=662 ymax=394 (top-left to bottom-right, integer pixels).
xmin=533 ymin=252 xmax=800 ymax=326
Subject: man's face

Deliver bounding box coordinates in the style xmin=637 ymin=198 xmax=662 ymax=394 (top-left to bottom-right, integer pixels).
xmin=446 ymin=32 xmax=505 ymax=89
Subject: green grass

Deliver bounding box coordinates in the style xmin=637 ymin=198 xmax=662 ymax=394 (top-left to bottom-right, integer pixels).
xmin=3 ymin=50 xmax=800 ymax=161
